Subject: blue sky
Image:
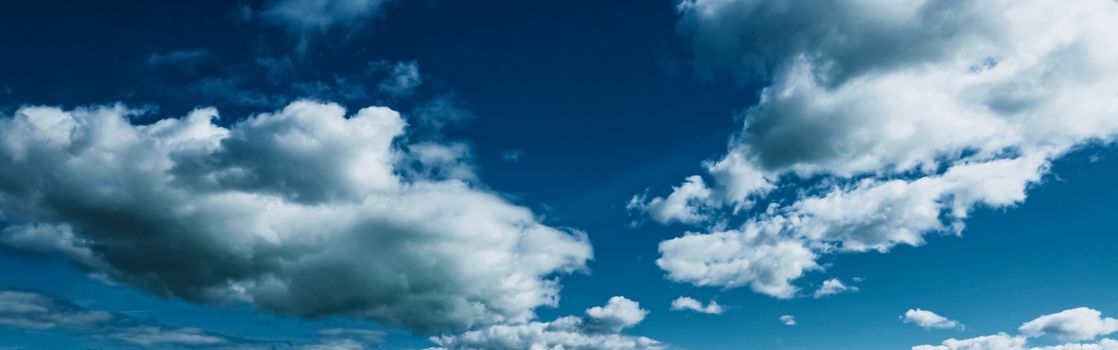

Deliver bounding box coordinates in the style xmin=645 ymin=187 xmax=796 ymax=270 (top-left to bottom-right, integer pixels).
xmin=2 ymin=0 xmax=1118 ymax=349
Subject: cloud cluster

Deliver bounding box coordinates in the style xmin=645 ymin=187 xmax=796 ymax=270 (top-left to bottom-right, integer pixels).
xmin=428 ymin=296 xmax=662 ymax=350
xmin=669 ymin=296 xmax=723 ymax=315
xmin=639 ymin=0 xmax=1118 ymax=297
xmin=0 ymin=101 xmax=592 ymax=333
xmin=902 ymin=309 xmax=962 ymax=330
xmin=915 ymin=307 xmax=1118 ymax=349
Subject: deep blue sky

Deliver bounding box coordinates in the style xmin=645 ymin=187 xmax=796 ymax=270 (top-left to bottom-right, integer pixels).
xmin=2 ymin=1 xmax=1118 ymax=349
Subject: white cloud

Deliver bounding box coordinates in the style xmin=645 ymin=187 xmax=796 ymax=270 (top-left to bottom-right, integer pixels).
xmin=915 ymin=308 xmax=1118 ymax=349
xmin=260 ymin=0 xmax=393 ymax=35
xmin=0 ymin=291 xmax=111 ymax=331
xmin=583 ymin=296 xmax=649 ymax=333
xmin=656 ymin=225 xmax=818 ymax=298
xmin=903 ymin=309 xmax=962 ymax=330
xmin=1032 ymin=339 xmax=1118 ymax=350
xmin=779 ymin=315 xmax=796 ymax=326
xmin=642 ymin=0 xmax=1118 ymax=298
xmin=0 ymin=101 xmax=592 ymax=333
xmin=669 ymin=296 xmax=723 ymax=315
xmin=813 ymin=278 xmax=858 ymax=299
xmin=428 ymin=297 xmax=662 ymax=350
xmin=913 ymin=332 xmax=1026 ymax=350
xmin=1019 ymin=308 xmax=1118 ymax=342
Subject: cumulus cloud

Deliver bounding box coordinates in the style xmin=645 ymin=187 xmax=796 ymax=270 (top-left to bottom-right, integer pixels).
xmin=1019 ymin=308 xmax=1118 ymax=342
xmin=669 ymin=296 xmax=723 ymax=315
xmin=638 ymin=0 xmax=1118 ymax=297
xmin=913 ymin=332 xmax=1026 ymax=350
xmin=779 ymin=315 xmax=796 ymax=326
xmin=428 ymin=296 xmax=662 ymax=350
xmin=915 ymin=307 xmax=1118 ymax=349
xmin=0 ymin=100 xmax=592 ymax=333
xmin=813 ymin=278 xmax=858 ymax=299
xmin=902 ymin=309 xmax=962 ymax=330
xmin=914 ymin=335 xmax=1118 ymax=350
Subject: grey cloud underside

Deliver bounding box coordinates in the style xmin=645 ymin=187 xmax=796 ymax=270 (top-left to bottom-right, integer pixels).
xmin=640 ymin=0 xmax=1118 ymax=298
xmin=0 ymin=101 xmax=592 ymax=333
xmin=0 ymin=289 xmax=385 ymax=349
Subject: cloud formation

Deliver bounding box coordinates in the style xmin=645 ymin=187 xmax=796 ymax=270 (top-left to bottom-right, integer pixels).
xmin=669 ymin=296 xmax=723 ymax=315
xmin=639 ymin=0 xmax=1118 ymax=298
xmin=0 ymin=101 xmax=592 ymax=333
xmin=915 ymin=307 xmax=1118 ymax=349
xmin=1019 ymin=308 xmax=1118 ymax=342
xmin=813 ymin=278 xmax=858 ymax=299
xmin=902 ymin=309 xmax=962 ymax=330
xmin=428 ymin=296 xmax=662 ymax=350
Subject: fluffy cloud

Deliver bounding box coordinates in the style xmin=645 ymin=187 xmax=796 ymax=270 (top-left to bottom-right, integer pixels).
xmin=915 ymin=335 xmax=1118 ymax=350
xmin=915 ymin=308 xmax=1118 ymax=349
xmin=813 ymin=278 xmax=858 ymax=299
xmin=1019 ymin=308 xmax=1118 ymax=342
xmin=0 ymin=101 xmax=592 ymax=333
xmin=428 ymin=296 xmax=662 ymax=350
xmin=639 ymin=0 xmax=1118 ymax=297
xmin=902 ymin=309 xmax=962 ymax=330
xmin=913 ymin=333 xmax=1026 ymax=350
xmin=669 ymin=296 xmax=723 ymax=315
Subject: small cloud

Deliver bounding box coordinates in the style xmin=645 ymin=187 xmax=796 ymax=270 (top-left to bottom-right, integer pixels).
xmin=813 ymin=278 xmax=858 ymax=298
xmin=669 ymin=296 xmax=724 ymax=315
xmin=902 ymin=309 xmax=962 ymax=330
xmin=780 ymin=315 xmax=796 ymax=326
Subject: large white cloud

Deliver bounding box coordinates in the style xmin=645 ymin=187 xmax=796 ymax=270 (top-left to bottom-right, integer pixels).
xmin=1020 ymin=308 xmax=1118 ymax=342
xmin=0 ymin=100 xmax=592 ymax=333
xmin=638 ymin=0 xmax=1118 ymax=297
xmin=428 ymin=296 xmax=661 ymax=350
